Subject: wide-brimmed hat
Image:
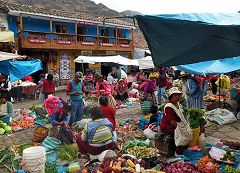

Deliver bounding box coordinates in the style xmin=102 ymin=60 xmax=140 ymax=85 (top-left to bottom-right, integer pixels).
xmin=118 ymin=79 xmax=124 ymax=84
xmin=168 ymin=87 xmax=182 ymax=97
xmin=94 ymin=72 xmax=102 ymax=79
xmin=75 ymin=71 xmax=83 ymax=79
xmin=179 ymin=71 xmax=188 ymax=78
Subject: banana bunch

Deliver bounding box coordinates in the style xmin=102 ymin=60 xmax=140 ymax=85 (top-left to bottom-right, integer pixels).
xmin=126 ymin=146 xmax=157 ymax=159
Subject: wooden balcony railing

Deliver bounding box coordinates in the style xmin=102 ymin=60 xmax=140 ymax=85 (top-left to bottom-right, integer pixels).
xmin=19 ymin=30 xmax=133 ymax=51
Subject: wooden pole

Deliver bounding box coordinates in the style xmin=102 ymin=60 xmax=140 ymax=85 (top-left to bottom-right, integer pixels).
xmin=19 ymin=15 xmax=23 ymax=41
xmin=50 ymin=17 xmax=52 ymax=45
xmin=131 ymin=28 xmax=134 ymax=48
xmin=96 ymin=24 xmax=99 ymax=48
xmin=75 ymin=21 xmax=77 ymax=46
xmin=115 ymin=27 xmax=118 ymax=45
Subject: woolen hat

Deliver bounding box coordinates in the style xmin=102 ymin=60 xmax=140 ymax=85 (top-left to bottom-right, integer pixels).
xmin=75 ymin=71 xmax=83 ymax=79
xmin=94 ymin=72 xmax=102 ymax=79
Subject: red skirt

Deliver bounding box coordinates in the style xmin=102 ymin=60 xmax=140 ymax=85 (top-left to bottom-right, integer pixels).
xmin=76 ymin=136 xmax=114 ymax=155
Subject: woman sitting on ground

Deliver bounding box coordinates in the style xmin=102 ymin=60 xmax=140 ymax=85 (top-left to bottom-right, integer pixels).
xmin=114 ymin=79 xmax=129 ymax=102
xmin=76 ymin=107 xmax=114 ymax=157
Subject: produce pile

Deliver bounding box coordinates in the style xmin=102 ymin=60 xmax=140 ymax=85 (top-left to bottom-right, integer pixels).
xmin=57 ymin=144 xmax=79 ymax=162
xmin=197 ymin=155 xmax=219 ymax=172
xmin=0 ymin=148 xmax=20 ymax=172
xmin=163 ymin=162 xmax=200 ymax=173
xmin=126 ymin=146 xmax=157 ymax=159
xmin=95 ymin=155 xmax=148 ymax=172
xmin=225 ymin=165 xmax=240 ymax=173
xmin=0 ymin=121 xmax=12 ymax=135
xmin=221 ymin=149 xmax=237 ymax=163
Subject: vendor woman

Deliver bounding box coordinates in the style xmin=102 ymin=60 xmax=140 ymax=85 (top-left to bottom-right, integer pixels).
xmin=76 ymin=107 xmax=114 ymax=158
xmin=160 ymin=87 xmax=188 ymax=155
xmin=95 ymin=72 xmax=116 ymax=106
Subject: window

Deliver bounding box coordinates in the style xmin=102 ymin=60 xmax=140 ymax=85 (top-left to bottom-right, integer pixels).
xmin=77 ymin=26 xmax=85 ymax=35
xmin=55 ymin=24 xmax=67 ymax=33
xmin=100 ymin=28 xmax=108 ymax=36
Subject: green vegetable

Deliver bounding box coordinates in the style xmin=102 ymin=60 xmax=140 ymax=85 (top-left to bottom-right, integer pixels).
xmin=0 ymin=122 xmax=7 ymax=128
xmin=16 ymin=144 xmax=32 ymax=156
xmin=45 ymin=162 xmax=57 ymax=173
xmin=0 ymin=128 xmax=5 ymax=135
xmin=4 ymin=126 xmax=12 ymax=133
xmin=225 ymin=165 xmax=240 ymax=173
xmin=187 ymin=109 xmax=205 ymax=128
xmin=0 ymin=148 xmax=20 ymax=172
xmin=57 ymin=144 xmax=79 ymax=161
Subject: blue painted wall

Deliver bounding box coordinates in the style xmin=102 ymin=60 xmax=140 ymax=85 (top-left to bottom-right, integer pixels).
xmin=7 ymin=15 xmax=131 ymax=39
xmin=8 ymin=16 xmax=18 ymax=37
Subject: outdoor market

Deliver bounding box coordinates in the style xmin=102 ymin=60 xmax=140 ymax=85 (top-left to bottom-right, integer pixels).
xmin=0 ymin=9 xmax=240 ymax=173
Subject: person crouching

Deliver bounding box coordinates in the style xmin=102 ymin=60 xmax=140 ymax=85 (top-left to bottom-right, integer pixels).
xmin=76 ymin=107 xmax=114 ymax=158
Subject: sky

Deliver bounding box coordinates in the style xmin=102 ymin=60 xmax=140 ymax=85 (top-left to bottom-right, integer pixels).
xmin=91 ymin=0 xmax=240 ymax=14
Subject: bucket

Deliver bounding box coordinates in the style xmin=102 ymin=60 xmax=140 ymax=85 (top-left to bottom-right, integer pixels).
xmin=22 ymin=146 xmax=46 ymax=173
xmin=188 ymin=127 xmax=200 ymax=147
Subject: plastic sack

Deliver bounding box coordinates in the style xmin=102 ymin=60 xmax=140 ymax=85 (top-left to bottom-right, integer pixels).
xmin=42 ymin=136 xmax=61 ymax=155
xmin=143 ymin=128 xmax=158 ymax=140
xmin=198 ymin=133 xmax=206 ymax=149
xmin=205 ymin=108 xmax=237 ymax=125
xmin=112 ymin=131 xmax=118 ymax=144
xmin=174 ymin=122 xmax=192 ymax=147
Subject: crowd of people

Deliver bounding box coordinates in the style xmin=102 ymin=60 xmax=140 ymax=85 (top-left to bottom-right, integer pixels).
xmin=1 ymin=65 xmax=240 ymax=158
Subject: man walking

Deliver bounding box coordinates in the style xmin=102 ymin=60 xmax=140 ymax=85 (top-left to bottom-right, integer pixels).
xmin=66 ymin=72 xmax=85 ymax=126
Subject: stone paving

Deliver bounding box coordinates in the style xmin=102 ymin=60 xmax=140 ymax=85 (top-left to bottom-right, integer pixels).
xmin=0 ymin=87 xmax=240 ymax=149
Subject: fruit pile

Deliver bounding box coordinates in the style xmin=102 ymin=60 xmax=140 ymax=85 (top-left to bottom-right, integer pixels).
xmin=126 ymin=146 xmax=157 ymax=159
xmin=163 ymin=161 xmax=200 ymax=173
xmin=97 ymin=156 xmax=146 ymax=173
xmin=225 ymin=165 xmax=240 ymax=173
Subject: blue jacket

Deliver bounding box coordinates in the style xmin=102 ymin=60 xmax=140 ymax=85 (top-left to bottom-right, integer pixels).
xmin=50 ymin=111 xmax=68 ymax=126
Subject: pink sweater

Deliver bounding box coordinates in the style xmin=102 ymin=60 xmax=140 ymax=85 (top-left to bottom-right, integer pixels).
xmin=95 ymin=80 xmax=112 ymax=96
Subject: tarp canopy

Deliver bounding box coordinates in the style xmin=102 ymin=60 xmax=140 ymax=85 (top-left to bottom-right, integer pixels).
xmin=135 ymin=13 xmax=240 ymax=67
xmin=0 ymin=51 xmax=25 ymax=61
xmin=74 ymin=55 xmax=139 ymax=66
xmin=0 ymin=31 xmax=14 ymax=42
xmin=177 ymin=56 xmax=240 ymax=75
xmin=0 ymin=59 xmax=43 ymax=82
xmin=138 ymin=56 xmax=155 ymax=69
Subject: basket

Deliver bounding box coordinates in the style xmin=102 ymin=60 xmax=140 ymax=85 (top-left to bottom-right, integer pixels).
xmin=32 ymin=126 xmax=49 ymax=143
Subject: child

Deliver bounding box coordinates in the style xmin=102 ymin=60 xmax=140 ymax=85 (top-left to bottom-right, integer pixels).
xmin=99 ymin=95 xmax=116 ymax=130
xmin=99 ymin=95 xmax=117 ymax=143
xmin=148 ymin=105 xmax=160 ymax=125
xmin=0 ymin=93 xmax=15 ymax=124
xmin=50 ymin=103 xmax=71 ymax=127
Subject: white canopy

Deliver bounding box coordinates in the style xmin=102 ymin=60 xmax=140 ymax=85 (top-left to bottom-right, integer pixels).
xmin=138 ymin=56 xmax=155 ymax=69
xmin=74 ymin=55 xmax=139 ymax=66
xmin=0 ymin=51 xmax=25 ymax=61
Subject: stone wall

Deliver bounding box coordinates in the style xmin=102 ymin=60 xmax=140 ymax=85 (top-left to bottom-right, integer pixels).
xmin=0 ymin=12 xmax=8 ymax=29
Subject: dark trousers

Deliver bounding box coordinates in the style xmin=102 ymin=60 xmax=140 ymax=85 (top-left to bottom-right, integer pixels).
xmin=210 ymin=79 xmax=218 ymax=95
xmin=116 ymin=92 xmax=128 ymax=101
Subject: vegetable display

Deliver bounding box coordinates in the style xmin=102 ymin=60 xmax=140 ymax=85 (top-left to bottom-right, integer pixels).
xmin=45 ymin=162 xmax=58 ymax=173
xmin=122 ymin=139 xmax=151 ymax=153
xmin=225 ymin=165 xmax=240 ymax=173
xmin=16 ymin=144 xmax=32 ymax=156
xmin=220 ymin=149 xmax=237 ymax=163
xmin=0 ymin=121 xmax=12 ymax=135
xmin=57 ymin=144 xmax=79 ymax=161
xmin=163 ymin=162 xmax=200 ymax=173
xmin=10 ymin=120 xmax=34 ymax=130
xmin=187 ymin=109 xmax=204 ymax=129
xmin=197 ymin=155 xmax=219 ymax=172
xmin=126 ymin=146 xmax=157 ymax=159
xmin=0 ymin=148 xmax=20 ymax=172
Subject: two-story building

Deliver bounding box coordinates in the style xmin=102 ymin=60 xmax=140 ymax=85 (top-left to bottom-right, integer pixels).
xmin=0 ymin=2 xmax=134 ymax=82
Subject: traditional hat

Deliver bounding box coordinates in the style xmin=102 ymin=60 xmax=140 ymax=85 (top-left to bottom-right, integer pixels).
xmin=75 ymin=71 xmax=83 ymax=79
xmin=168 ymin=87 xmax=182 ymax=97
xmin=179 ymin=71 xmax=188 ymax=78
xmin=94 ymin=72 xmax=102 ymax=79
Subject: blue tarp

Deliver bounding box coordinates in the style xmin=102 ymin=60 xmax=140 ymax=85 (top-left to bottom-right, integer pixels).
xmin=176 ymin=56 xmax=240 ymax=75
xmin=0 ymin=59 xmax=42 ymax=82
xmin=135 ymin=13 xmax=240 ymax=67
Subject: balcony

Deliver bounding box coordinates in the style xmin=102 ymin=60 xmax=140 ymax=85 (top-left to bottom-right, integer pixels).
xmin=18 ymin=30 xmax=133 ymax=52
